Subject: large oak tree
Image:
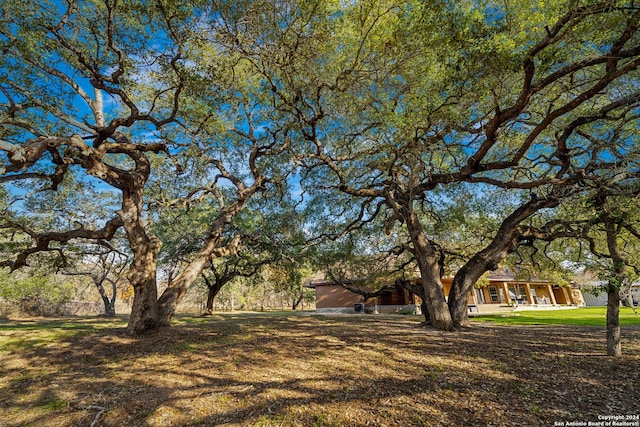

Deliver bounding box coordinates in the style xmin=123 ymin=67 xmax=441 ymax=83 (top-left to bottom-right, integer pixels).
xmin=0 ymin=0 xmax=295 ymax=333
xmin=218 ymin=0 xmax=640 ymax=329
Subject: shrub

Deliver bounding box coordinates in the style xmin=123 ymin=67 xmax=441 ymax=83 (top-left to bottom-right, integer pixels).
xmin=0 ymin=271 xmax=75 ymax=316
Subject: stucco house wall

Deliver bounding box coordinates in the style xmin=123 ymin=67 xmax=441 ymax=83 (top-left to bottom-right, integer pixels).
xmin=311 ymin=274 xmax=585 ymax=313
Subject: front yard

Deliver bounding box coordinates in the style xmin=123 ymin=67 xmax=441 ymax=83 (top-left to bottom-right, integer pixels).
xmin=1 ymin=312 xmax=639 ymax=426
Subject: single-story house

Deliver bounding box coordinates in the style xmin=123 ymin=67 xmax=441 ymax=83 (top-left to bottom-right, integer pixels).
xmin=469 ymin=272 xmax=585 ymax=307
xmin=309 ymin=272 xmax=586 ymax=314
xmin=308 ymin=279 xmax=420 ymax=314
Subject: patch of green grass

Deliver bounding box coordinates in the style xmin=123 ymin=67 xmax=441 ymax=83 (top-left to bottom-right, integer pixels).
xmin=472 ymin=307 xmax=640 ymax=326
xmin=1 ymin=328 xmax=88 ymax=352
xmin=312 ymin=414 xmax=340 ymax=427
xmin=38 ymin=398 xmax=67 ymax=410
xmin=0 ymin=317 xmax=127 ymax=351
xmin=0 ymin=316 xmax=127 ymax=332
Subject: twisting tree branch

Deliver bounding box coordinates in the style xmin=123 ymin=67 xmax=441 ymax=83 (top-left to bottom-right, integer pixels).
xmin=0 ymin=216 xmax=124 ymax=271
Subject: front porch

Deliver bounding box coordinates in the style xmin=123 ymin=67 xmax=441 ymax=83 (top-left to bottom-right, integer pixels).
xmin=466 ymin=303 xmax=580 ymax=317
xmin=470 ymin=281 xmax=585 ymax=308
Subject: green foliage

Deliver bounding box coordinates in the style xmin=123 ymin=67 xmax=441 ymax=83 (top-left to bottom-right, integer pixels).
xmin=0 ymin=269 xmax=75 ymax=316
xmin=596 ymin=263 xmax=639 ymax=291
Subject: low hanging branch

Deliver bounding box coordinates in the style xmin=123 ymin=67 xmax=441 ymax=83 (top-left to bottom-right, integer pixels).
xmin=0 ymin=216 xmax=124 ymax=271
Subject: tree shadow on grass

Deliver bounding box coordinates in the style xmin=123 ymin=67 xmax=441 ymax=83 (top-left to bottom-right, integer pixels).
xmin=1 ymin=315 xmax=639 ymax=426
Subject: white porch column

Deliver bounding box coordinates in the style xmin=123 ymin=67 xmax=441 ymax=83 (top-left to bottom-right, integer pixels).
xmin=502 ymin=282 xmax=512 ymax=304
xmin=524 ymin=283 xmax=534 ymax=305
xmin=547 ymin=285 xmax=557 ymax=305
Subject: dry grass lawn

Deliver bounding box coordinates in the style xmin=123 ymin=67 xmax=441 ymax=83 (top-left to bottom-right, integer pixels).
xmin=1 ymin=312 xmax=639 ymax=426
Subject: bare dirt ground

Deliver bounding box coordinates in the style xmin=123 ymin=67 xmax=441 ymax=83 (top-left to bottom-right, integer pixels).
xmin=1 ymin=313 xmax=639 ymax=427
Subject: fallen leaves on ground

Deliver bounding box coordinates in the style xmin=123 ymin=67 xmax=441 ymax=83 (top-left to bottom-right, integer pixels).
xmin=0 ymin=313 xmax=638 ymax=426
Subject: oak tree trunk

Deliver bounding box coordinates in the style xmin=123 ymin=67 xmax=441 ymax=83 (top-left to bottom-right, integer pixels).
xmin=157 ymin=192 xmax=260 ymax=326
xmin=101 ymin=295 xmax=116 ymax=317
xmin=449 ymin=255 xmax=501 ymax=327
xmin=205 ymin=288 xmax=217 ymax=315
xmin=157 ymin=234 xmax=223 ymax=326
xmin=204 ymin=279 xmax=225 ymax=315
xmin=126 ymin=247 xmax=161 ymax=334
xmin=601 ymin=194 xmax=625 ymax=357
xmin=606 ymin=285 xmax=622 ymax=357
xmin=120 ymin=184 xmax=163 ymax=335
xmin=404 ymin=209 xmax=453 ymax=330
xmin=292 ymin=292 xmax=303 ymax=311
xmin=448 ymin=273 xmax=475 ymax=327
xmin=95 ymin=281 xmax=116 ymax=317
xmin=448 ymin=195 xmax=562 ymax=327
xmin=420 ymin=300 xmax=430 ymax=323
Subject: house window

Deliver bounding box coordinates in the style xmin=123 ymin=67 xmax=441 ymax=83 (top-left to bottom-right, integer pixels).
xmin=488 ymin=286 xmax=499 ymax=303
xmin=509 ymin=284 xmax=527 ymax=304
xmin=475 ymin=288 xmax=485 ymax=304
